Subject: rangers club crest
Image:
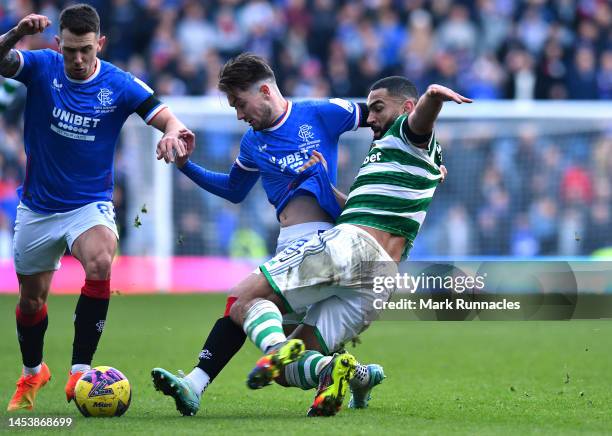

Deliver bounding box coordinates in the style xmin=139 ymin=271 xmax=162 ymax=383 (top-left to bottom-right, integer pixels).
xmin=298 ymin=124 xmax=314 ymax=142
xmin=97 ymin=88 xmax=113 ymax=107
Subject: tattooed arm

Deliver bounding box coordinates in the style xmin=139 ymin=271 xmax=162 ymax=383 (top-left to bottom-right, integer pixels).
xmin=0 ymin=14 xmax=51 ymax=77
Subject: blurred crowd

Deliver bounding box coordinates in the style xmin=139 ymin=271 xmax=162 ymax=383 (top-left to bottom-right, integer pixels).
xmin=1 ymin=0 xmax=610 ymax=99
xmin=417 ymin=124 xmax=612 ymax=258
xmin=0 ymin=0 xmax=610 ymax=259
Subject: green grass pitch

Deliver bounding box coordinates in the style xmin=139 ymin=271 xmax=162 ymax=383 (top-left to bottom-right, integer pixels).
xmin=1 ymin=294 xmax=611 ymax=435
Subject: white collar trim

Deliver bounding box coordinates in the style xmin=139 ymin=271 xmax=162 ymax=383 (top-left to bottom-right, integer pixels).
xmin=264 ymin=100 xmax=292 ymax=132
xmin=64 ymin=58 xmax=101 ymax=84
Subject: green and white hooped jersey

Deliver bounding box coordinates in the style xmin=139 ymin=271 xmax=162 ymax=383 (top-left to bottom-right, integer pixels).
xmin=336 ymin=114 xmax=443 ymax=257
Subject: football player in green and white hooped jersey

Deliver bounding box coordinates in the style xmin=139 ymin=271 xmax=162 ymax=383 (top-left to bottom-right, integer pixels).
xmin=337 ymin=92 xmax=445 ymax=259
xmin=225 ymin=77 xmax=471 ymax=416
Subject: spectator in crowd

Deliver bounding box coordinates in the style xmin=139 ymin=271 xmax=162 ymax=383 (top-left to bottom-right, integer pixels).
xmin=3 ymin=1 xmax=604 ymax=103
xmin=567 ymin=46 xmax=599 ymax=99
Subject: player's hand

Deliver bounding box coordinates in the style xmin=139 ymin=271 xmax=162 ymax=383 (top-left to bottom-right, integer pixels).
xmin=175 ymin=128 xmax=195 ymax=168
xmin=15 ymin=14 xmax=51 ymax=37
xmin=425 ymin=84 xmax=472 ymax=104
xmin=297 ymin=150 xmax=328 ymax=173
xmin=156 ymin=129 xmax=190 ymax=164
xmin=440 ymin=164 xmax=447 ymax=183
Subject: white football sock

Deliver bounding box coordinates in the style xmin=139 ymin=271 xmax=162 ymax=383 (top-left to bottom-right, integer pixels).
xmin=23 ymin=364 xmax=41 ymax=375
xmin=185 ymin=367 xmax=210 ymax=398
xmin=71 ymin=364 xmax=91 ymax=374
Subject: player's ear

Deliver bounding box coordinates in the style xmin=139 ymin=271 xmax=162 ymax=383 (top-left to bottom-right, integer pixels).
xmin=259 ymin=84 xmax=270 ymax=97
xmin=97 ymin=35 xmax=107 ymax=52
xmin=54 ymin=35 xmax=61 ymax=51
xmin=403 ymin=99 xmax=415 ymax=114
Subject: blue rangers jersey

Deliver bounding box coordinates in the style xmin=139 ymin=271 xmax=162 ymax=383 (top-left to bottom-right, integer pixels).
xmin=236 ymin=99 xmax=362 ymax=220
xmin=11 ymin=49 xmax=165 ymax=213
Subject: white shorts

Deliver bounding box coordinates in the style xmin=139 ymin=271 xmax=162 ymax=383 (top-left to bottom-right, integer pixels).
xmin=274 ymin=222 xmax=334 ymax=326
xmin=260 ymin=224 xmax=397 ymax=353
xmin=275 ymin=221 xmax=334 ymax=254
xmin=13 ymin=201 xmax=119 ymax=275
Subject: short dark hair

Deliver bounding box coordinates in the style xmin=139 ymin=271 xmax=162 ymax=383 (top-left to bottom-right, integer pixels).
xmin=370 ymin=76 xmax=418 ymax=101
xmin=59 ymin=4 xmax=100 ymax=35
xmin=218 ymin=53 xmax=276 ymax=94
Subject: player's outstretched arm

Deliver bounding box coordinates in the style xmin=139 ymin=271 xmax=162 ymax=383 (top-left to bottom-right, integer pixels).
xmin=173 ymin=126 xmax=259 ymax=203
xmin=179 ymin=160 xmax=259 ymax=204
xmin=150 ymin=108 xmax=192 ymax=164
xmin=408 ymin=84 xmax=472 ymax=136
xmin=0 ymin=14 xmax=51 ymax=77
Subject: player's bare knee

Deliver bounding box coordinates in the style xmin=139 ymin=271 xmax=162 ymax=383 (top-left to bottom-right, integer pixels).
xmin=18 ymin=294 xmax=46 ymax=313
xmin=227 ymin=288 xmax=242 ymax=300
xmin=230 ymin=296 xmax=262 ymax=325
xmin=83 ymin=252 xmax=113 ymax=279
xmin=228 ymin=298 xmax=247 ymax=325
xmin=227 ymin=286 xmax=244 ymax=322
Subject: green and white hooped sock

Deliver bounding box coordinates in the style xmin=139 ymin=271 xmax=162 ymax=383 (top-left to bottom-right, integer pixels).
xmin=243 ymin=299 xmax=286 ymax=353
xmin=284 ymin=351 xmax=332 ymax=390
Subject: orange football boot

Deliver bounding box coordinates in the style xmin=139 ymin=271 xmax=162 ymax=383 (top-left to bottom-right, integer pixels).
xmin=64 ymin=371 xmax=85 ymax=403
xmin=7 ymin=363 xmax=51 ymax=411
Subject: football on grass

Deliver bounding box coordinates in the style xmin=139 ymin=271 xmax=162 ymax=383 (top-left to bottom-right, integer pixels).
xmin=74 ymin=366 xmax=131 ymax=417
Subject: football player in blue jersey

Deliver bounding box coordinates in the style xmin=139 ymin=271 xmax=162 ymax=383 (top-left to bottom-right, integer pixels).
xmin=1 ymin=5 xmax=193 ymax=411
xmin=151 ymin=53 xmax=386 ymax=416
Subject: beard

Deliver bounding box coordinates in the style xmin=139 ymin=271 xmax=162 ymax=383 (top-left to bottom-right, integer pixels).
xmin=252 ymin=105 xmax=273 ymax=131
xmin=373 ymin=119 xmax=395 ymax=140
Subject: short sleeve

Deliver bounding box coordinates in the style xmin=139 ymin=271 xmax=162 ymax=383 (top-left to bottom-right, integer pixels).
xmin=12 ymin=49 xmax=53 ymax=85
xmin=235 ymin=132 xmax=259 ymax=171
xmin=317 ymin=98 xmax=361 ymax=134
xmin=123 ymin=73 xmax=159 ymax=115
xmin=398 ymin=116 xmax=434 ymax=150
